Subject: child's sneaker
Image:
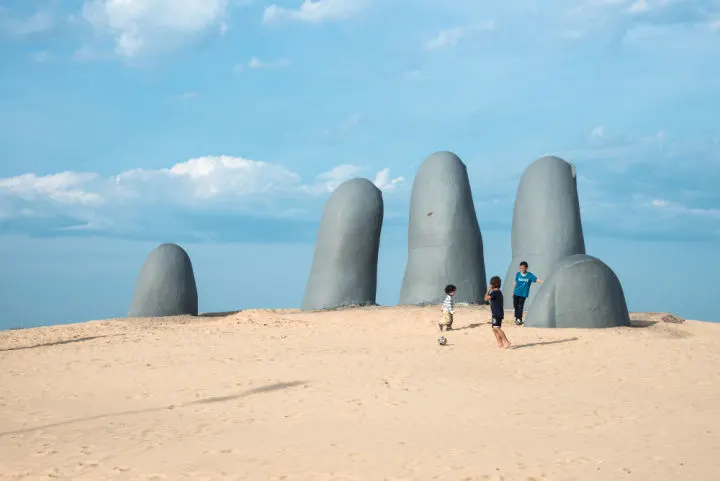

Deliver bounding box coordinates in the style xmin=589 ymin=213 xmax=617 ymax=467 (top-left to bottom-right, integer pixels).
xmin=515 ymin=318 xmax=523 ymax=326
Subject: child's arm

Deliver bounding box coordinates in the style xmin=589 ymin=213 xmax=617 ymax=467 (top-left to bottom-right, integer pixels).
xmin=484 ymin=288 xmax=492 ymax=302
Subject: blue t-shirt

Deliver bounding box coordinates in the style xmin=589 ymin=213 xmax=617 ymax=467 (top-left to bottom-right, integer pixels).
xmin=489 ymin=289 xmax=504 ymax=320
xmin=513 ymin=272 xmax=538 ymax=298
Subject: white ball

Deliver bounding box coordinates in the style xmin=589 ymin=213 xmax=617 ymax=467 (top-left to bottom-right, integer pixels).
xmin=438 ymin=336 xmax=447 ymax=346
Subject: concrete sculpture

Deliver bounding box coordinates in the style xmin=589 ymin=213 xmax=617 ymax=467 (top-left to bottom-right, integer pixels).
xmin=503 ymin=155 xmax=586 ymax=309
xmin=399 ymin=151 xmax=487 ymax=306
xmin=128 ymin=243 xmax=198 ymax=318
xmin=301 ymin=178 xmax=384 ymax=311
xmin=524 ymin=254 xmax=631 ymax=328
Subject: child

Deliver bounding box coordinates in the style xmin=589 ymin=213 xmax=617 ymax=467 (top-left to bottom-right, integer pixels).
xmin=439 ymin=284 xmax=456 ymax=331
xmin=512 ymin=261 xmax=543 ymax=325
xmin=485 ymin=276 xmax=510 ymax=348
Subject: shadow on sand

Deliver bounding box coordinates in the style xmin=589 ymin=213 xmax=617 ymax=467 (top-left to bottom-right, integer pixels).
xmin=0 ymin=381 xmax=308 ymax=438
xmin=451 ymin=322 xmax=488 ymax=331
xmin=511 ymin=337 xmax=579 ymax=350
xmin=630 ymin=319 xmax=658 ymax=328
xmin=198 ymin=311 xmax=241 ymax=318
xmin=0 ymin=335 xmax=115 ymax=352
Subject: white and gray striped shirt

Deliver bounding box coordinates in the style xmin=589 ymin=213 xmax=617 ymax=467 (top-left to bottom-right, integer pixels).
xmin=441 ymin=294 xmax=455 ymax=314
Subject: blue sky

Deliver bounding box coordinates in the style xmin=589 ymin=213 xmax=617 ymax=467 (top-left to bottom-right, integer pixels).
xmin=1 ymin=0 xmax=719 ymax=329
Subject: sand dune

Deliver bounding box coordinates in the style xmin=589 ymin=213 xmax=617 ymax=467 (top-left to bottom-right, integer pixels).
xmin=1 ymin=306 xmax=719 ymax=481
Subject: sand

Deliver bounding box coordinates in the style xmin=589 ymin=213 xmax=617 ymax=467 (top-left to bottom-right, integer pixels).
xmin=1 ymin=306 xmax=719 ymax=481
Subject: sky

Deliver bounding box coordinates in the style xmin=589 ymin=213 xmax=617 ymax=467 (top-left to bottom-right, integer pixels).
xmin=1 ymin=0 xmax=719 ymax=329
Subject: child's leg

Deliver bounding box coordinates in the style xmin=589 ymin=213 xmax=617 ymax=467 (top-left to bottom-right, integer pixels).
xmin=446 ymin=313 xmax=454 ymax=330
xmin=497 ymin=328 xmax=512 ymax=348
xmin=513 ymin=295 xmax=521 ymax=321
xmin=491 ymin=327 xmax=503 ymax=347
xmin=517 ymin=296 xmax=526 ymax=320
xmin=440 ymin=311 xmax=451 ymax=330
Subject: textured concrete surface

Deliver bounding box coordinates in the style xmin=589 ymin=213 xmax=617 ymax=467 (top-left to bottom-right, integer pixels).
xmin=503 ymin=155 xmax=586 ymax=309
xmin=400 ymin=151 xmax=486 ymax=306
xmin=128 ymin=243 xmax=198 ymax=318
xmin=524 ymin=254 xmax=631 ymax=328
xmin=301 ymin=178 xmax=384 ymax=311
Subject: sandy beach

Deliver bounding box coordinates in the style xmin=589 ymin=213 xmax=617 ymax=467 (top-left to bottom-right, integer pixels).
xmin=1 ymin=306 xmax=719 ymax=481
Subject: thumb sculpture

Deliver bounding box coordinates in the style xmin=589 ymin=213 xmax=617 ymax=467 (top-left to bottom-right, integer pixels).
xmin=524 ymin=254 xmax=631 ymax=328
xmin=128 ymin=243 xmax=198 ymax=318
xmin=505 ymin=156 xmax=631 ymax=328
xmin=503 ymin=156 xmax=586 ymax=310
xmin=399 ymin=151 xmax=487 ymax=305
xmin=301 ymin=178 xmax=384 ymax=311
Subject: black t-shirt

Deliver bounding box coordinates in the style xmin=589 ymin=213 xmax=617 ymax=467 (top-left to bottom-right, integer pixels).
xmin=489 ymin=289 xmax=504 ymax=320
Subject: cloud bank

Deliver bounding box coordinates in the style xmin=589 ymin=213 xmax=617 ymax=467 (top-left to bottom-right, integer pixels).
xmin=81 ymin=0 xmax=230 ymax=56
xmin=263 ymin=0 xmax=365 ymax=24
xmin=0 ymin=156 xmax=404 ymax=241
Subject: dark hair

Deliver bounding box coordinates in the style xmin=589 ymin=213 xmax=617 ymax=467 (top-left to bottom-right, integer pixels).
xmin=519 ymin=261 xmax=528 ymax=268
xmin=444 ymin=284 xmax=456 ymax=294
xmin=489 ymin=276 xmax=501 ymax=289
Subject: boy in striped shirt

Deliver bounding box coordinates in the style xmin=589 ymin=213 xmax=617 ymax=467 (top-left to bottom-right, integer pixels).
xmin=439 ymin=284 xmax=456 ymax=331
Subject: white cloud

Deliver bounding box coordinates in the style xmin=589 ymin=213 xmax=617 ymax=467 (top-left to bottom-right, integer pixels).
xmin=114 ymin=156 xmax=304 ymax=201
xmin=0 ymin=156 xmax=404 ymax=229
xmin=590 ymin=125 xmax=606 ymax=139
xmin=263 ymin=0 xmax=365 ymax=24
xmin=81 ymin=0 xmax=230 ymax=57
xmin=425 ymin=27 xmax=465 ymax=51
xmin=649 ymin=198 xmax=720 ymax=219
xmin=234 ymin=57 xmax=290 ymax=72
xmin=311 ymin=164 xmax=363 ymax=192
xmin=628 ymin=0 xmax=649 ymax=13
xmin=576 ymin=0 xmax=632 ymax=11
xmin=247 ymin=57 xmax=290 ymax=70
xmin=424 ymin=21 xmax=495 ymax=51
xmin=373 ymin=168 xmax=404 ymax=191
xmin=0 ymin=172 xmax=103 ymax=205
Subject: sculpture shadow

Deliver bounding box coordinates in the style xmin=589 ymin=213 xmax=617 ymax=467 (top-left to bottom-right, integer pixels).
xmin=0 ymin=335 xmax=113 ymax=352
xmin=0 ymin=380 xmax=308 ymax=438
xmin=199 ymin=311 xmax=241 ymax=318
xmin=630 ymin=319 xmax=658 ymax=328
xmin=511 ymin=337 xmax=579 ymax=350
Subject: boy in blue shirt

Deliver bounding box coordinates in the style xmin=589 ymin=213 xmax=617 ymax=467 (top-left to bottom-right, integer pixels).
xmin=512 ymin=261 xmax=543 ymax=325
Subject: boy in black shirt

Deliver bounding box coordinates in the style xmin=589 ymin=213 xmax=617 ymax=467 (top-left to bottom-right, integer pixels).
xmin=485 ymin=276 xmax=511 ymax=349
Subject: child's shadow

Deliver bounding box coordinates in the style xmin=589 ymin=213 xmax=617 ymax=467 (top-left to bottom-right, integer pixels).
xmin=453 ymin=322 xmax=487 ymax=331
xmin=510 ymin=337 xmax=579 ymax=350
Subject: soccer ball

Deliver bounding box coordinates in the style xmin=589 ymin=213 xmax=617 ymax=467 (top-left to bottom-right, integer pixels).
xmin=438 ymin=336 xmax=447 ymax=346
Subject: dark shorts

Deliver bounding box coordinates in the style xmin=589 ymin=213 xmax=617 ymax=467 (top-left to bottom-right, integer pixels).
xmin=492 ymin=318 xmax=503 ymax=328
